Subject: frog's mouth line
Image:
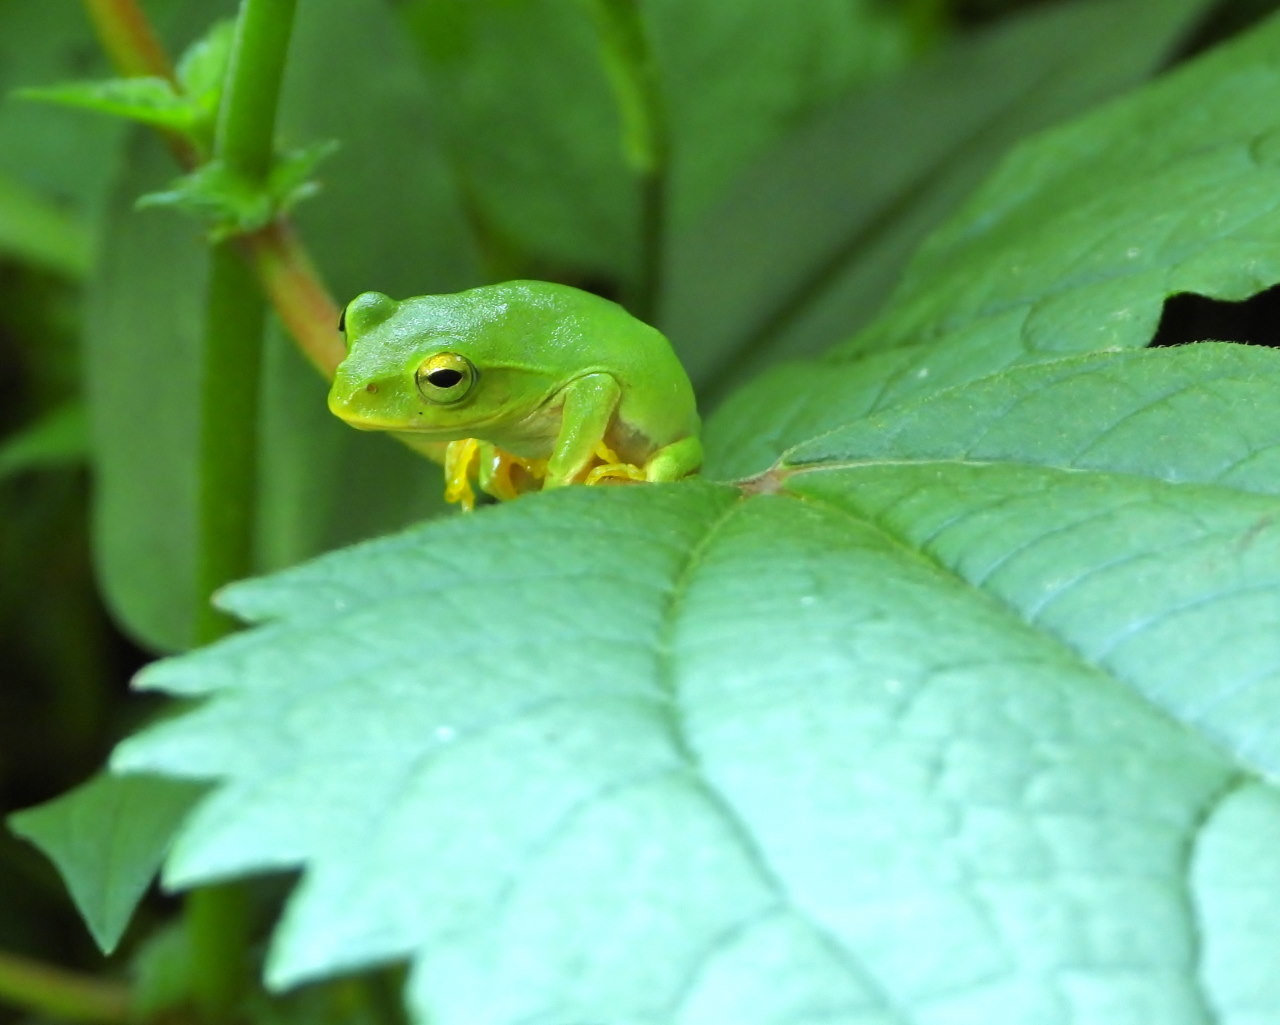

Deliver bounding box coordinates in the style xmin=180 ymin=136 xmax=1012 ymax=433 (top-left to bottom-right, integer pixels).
xmin=328 ymin=380 xmax=566 ymax=436
xmin=327 ymin=400 xmax=542 ymax=438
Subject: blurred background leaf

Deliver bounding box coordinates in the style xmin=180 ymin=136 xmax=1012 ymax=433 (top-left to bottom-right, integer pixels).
xmin=0 ymin=0 xmax=177 ymax=979
xmin=659 ymin=0 xmax=1214 ymax=398
xmin=9 ymin=773 xmax=207 ymax=954
xmin=398 ymin=0 xmax=641 ymax=285
xmin=0 ymin=174 xmax=90 ymax=278
xmin=643 ymin=0 xmax=923 ymax=230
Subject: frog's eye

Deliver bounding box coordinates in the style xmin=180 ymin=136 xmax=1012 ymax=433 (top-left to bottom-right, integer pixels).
xmin=415 ymin=351 xmax=477 ymax=404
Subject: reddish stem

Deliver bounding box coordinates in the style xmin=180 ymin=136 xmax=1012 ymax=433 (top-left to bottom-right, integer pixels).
xmin=244 ymin=218 xmax=345 ymax=374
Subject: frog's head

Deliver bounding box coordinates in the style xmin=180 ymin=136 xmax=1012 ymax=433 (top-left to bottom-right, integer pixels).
xmin=327 ymin=288 xmax=557 ymax=437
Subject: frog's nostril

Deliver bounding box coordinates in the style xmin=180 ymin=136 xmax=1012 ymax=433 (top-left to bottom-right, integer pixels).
xmin=365 ymin=383 xmax=378 ymax=394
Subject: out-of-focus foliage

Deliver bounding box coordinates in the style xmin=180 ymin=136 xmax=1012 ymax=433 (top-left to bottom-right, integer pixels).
xmin=0 ymin=0 xmax=151 ymax=979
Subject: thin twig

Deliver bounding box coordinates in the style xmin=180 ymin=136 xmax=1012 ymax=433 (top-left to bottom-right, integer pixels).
xmin=0 ymin=950 xmax=131 ymax=1025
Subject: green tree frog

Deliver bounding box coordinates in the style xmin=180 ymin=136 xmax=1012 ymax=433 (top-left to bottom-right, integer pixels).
xmin=327 ymin=281 xmax=702 ymax=510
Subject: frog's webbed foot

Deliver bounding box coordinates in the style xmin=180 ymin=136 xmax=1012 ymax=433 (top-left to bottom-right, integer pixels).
xmin=444 ymin=438 xmax=482 ymax=511
xmin=584 ymin=442 xmax=646 ymax=486
xmin=481 ymin=448 xmax=547 ymax=502
xmin=446 ymin=437 xmax=692 ymax=507
xmin=444 ymin=438 xmax=547 ymax=511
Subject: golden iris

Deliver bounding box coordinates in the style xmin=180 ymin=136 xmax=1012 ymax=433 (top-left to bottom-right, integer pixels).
xmin=415 ymin=352 xmax=476 ymax=404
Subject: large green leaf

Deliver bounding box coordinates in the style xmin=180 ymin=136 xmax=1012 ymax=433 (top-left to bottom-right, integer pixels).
xmin=87 ymin=0 xmax=478 ymax=650
xmin=398 ymin=0 xmax=640 ymax=280
xmin=659 ymin=0 xmax=1211 ymax=391
xmin=835 ymin=8 xmax=1280 ymax=371
xmin=706 ymin=8 xmax=1280 ymax=479
xmin=84 ymin=131 xmax=205 ymax=649
xmin=108 ymin=340 xmax=1280 ymax=1023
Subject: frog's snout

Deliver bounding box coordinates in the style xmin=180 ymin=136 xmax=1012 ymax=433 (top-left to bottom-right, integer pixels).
xmin=326 ymin=381 xmax=366 ymax=426
xmin=327 ymin=377 xmax=402 ymax=431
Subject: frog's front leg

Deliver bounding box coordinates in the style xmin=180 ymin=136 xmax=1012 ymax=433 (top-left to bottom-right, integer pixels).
xmin=443 ymin=438 xmax=482 ymax=511
xmin=544 ymin=373 xmax=628 ymax=487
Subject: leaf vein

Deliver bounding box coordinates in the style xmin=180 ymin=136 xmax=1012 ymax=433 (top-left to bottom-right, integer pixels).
xmin=653 ymin=501 xmax=918 ymax=1024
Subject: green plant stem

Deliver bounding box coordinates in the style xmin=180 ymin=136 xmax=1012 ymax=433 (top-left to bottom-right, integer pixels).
xmin=81 ymin=0 xmax=199 ymax=165
xmin=190 ymin=1 xmax=302 ymax=1018
xmin=0 ymin=950 xmax=130 ymax=1024
xmin=82 ymin=0 xmax=175 ymax=81
xmin=194 ymin=242 xmax=265 ymax=644
xmin=635 ymin=152 xmax=668 ymax=325
xmin=217 ymin=0 xmax=297 ymax=182
xmin=80 ymin=0 xmax=345 ymax=379
xmin=581 ymin=0 xmax=668 ymax=319
xmin=192 ymin=0 xmax=298 ymax=638
xmin=247 ymin=218 xmax=345 ymax=374
xmin=185 ymin=883 xmax=252 ymax=1024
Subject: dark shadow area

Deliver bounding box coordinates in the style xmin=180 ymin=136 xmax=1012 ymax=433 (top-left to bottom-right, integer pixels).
xmin=1163 ymin=0 xmax=1280 ymax=66
xmin=1148 ymin=284 xmax=1280 ymax=349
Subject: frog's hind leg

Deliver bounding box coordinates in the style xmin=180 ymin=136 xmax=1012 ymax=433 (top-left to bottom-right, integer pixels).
xmin=585 ymin=436 xmax=703 ymax=486
xmin=642 ymin=435 xmax=703 ymax=482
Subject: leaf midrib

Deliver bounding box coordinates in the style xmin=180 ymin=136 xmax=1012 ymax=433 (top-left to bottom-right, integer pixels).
xmin=650 ymin=498 xmax=917 ymax=1023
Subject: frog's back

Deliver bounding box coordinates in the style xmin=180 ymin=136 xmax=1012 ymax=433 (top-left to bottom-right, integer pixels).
xmin=484 ymin=281 xmax=700 ymax=443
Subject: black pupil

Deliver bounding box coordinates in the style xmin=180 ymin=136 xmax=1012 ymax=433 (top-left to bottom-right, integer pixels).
xmin=428 ymin=368 xmax=464 ymax=388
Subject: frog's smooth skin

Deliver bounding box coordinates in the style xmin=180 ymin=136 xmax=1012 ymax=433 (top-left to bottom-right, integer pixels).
xmin=328 ymin=281 xmax=702 ymax=510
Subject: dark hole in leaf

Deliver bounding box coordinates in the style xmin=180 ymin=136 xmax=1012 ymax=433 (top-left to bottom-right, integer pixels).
xmin=428 ymin=369 xmax=464 ymax=388
xmin=1148 ymin=284 xmax=1280 ymax=350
